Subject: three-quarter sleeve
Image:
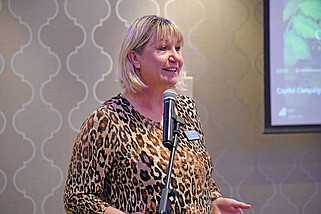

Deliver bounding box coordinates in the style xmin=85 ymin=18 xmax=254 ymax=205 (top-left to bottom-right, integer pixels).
xmin=177 ymin=95 xmax=223 ymax=203
xmin=63 ymin=110 xmax=109 ymax=213
xmin=209 ymin=177 xmax=222 ymax=201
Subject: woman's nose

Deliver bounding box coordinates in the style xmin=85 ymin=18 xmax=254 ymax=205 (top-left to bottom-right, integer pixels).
xmin=168 ymin=49 xmax=179 ymax=61
xmin=168 ymin=55 xmax=176 ymax=61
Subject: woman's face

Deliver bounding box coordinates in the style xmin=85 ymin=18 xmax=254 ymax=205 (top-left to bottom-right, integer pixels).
xmin=134 ymin=33 xmax=184 ymax=91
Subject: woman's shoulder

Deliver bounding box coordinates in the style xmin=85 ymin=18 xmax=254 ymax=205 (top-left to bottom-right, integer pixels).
xmin=95 ymin=93 xmax=137 ymax=123
xmin=84 ymin=94 xmax=125 ymax=120
xmin=96 ymin=93 xmax=129 ymax=112
xmin=102 ymin=93 xmax=126 ymax=106
xmin=177 ymin=93 xmax=196 ymax=107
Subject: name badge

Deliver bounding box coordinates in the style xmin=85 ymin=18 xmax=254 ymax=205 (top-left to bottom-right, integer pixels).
xmin=184 ymin=130 xmax=200 ymax=141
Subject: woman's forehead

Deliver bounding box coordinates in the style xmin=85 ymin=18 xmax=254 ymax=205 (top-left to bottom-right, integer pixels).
xmin=152 ymin=32 xmax=183 ymax=45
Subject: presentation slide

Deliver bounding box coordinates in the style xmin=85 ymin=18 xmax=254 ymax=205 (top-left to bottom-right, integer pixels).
xmin=269 ymin=0 xmax=321 ymax=126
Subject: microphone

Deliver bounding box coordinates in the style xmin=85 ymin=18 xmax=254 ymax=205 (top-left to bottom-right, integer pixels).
xmin=162 ymin=89 xmax=178 ymax=149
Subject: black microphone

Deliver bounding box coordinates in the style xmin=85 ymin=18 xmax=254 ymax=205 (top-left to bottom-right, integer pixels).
xmin=162 ymin=89 xmax=177 ymax=149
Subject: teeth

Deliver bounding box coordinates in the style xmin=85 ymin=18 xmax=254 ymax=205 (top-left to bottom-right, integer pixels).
xmin=165 ymin=68 xmax=176 ymax=71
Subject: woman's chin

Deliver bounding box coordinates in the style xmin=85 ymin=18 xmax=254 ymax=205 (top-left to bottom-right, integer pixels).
xmin=165 ymin=76 xmax=179 ymax=85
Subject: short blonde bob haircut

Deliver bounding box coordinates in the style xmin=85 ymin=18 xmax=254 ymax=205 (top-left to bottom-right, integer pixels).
xmin=117 ymin=15 xmax=184 ymax=93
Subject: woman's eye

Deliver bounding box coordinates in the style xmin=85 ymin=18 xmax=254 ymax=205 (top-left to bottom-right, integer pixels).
xmin=175 ymin=47 xmax=181 ymax=52
xmin=159 ymin=46 xmax=167 ymax=51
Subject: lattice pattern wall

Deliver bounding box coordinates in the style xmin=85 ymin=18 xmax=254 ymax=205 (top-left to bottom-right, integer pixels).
xmin=0 ymin=0 xmax=320 ymax=213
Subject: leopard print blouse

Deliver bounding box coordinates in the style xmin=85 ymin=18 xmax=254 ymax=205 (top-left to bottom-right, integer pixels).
xmin=63 ymin=93 xmax=222 ymax=213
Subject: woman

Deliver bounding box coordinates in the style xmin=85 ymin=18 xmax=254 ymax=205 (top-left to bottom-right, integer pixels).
xmin=63 ymin=15 xmax=251 ymax=214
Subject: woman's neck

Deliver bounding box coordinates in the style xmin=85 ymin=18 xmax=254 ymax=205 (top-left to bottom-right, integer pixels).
xmin=122 ymin=89 xmax=165 ymax=123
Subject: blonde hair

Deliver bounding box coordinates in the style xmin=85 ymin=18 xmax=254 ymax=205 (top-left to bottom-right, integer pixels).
xmin=117 ymin=15 xmax=184 ymax=93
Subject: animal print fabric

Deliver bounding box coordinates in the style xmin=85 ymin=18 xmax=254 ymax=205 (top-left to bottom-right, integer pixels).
xmin=64 ymin=93 xmax=222 ymax=213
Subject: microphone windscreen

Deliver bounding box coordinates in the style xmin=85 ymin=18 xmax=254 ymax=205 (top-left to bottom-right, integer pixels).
xmin=162 ymin=89 xmax=177 ymax=102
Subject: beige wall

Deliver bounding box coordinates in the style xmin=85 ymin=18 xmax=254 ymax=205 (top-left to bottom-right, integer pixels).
xmin=0 ymin=0 xmax=320 ymax=213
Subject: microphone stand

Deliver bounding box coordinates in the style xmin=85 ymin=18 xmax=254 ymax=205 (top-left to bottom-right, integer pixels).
xmin=157 ymin=116 xmax=184 ymax=214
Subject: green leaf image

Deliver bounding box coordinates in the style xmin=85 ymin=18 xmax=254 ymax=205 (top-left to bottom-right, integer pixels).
xmin=300 ymin=0 xmax=321 ymax=19
xmin=292 ymin=15 xmax=320 ymax=39
xmin=284 ymin=31 xmax=311 ymax=65
xmin=283 ymin=0 xmax=301 ymax=22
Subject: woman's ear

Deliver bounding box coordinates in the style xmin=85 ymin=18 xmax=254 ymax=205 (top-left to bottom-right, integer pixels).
xmin=128 ymin=51 xmax=141 ymax=69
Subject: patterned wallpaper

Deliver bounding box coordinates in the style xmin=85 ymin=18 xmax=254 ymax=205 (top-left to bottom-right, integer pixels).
xmin=0 ymin=0 xmax=320 ymax=213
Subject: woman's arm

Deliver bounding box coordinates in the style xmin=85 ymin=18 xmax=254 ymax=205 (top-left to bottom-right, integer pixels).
xmin=64 ymin=110 xmax=111 ymax=213
xmin=103 ymin=207 xmax=126 ymax=214
xmin=212 ymin=197 xmax=251 ymax=214
xmin=209 ymin=177 xmax=223 ymax=201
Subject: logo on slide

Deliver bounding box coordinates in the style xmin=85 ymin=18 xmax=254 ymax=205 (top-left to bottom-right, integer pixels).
xmin=278 ymin=107 xmax=287 ymax=118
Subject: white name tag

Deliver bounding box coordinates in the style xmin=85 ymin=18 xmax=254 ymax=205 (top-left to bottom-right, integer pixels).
xmin=184 ymin=130 xmax=200 ymax=141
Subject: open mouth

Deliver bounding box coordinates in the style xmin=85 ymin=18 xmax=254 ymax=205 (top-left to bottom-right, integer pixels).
xmin=163 ymin=67 xmax=177 ymax=72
